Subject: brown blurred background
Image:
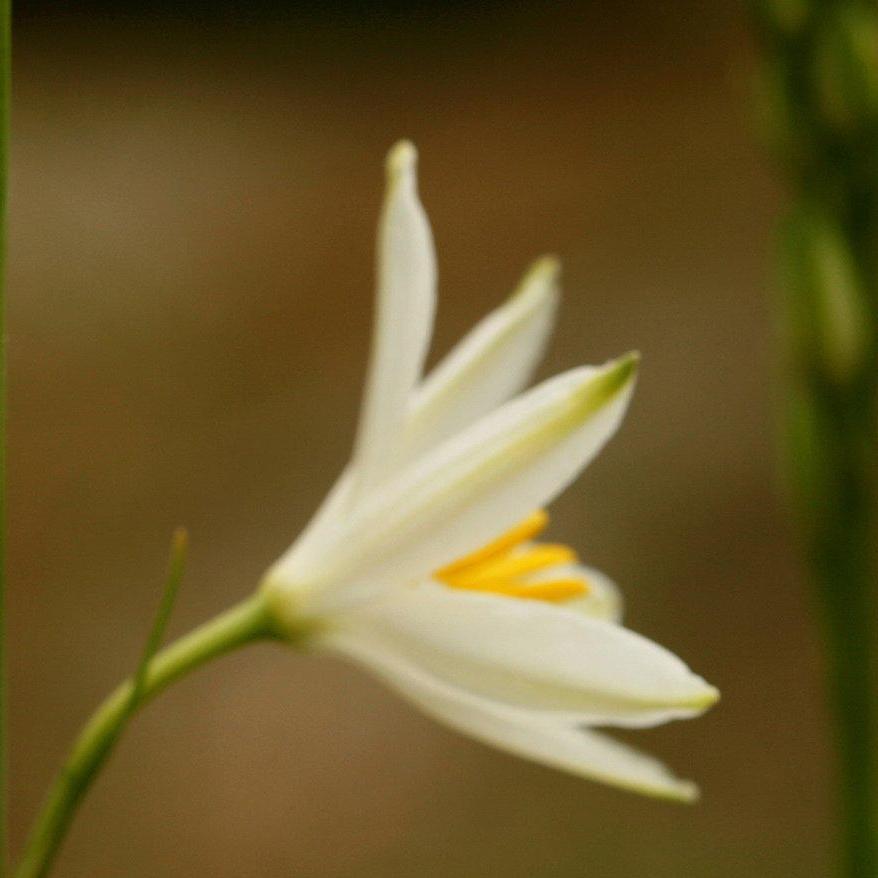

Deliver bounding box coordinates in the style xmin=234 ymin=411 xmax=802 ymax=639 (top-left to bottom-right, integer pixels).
xmin=8 ymin=2 xmax=828 ymax=875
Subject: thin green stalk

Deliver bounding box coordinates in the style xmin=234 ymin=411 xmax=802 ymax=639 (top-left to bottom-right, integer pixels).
xmin=802 ymin=368 xmax=877 ymax=877
xmin=14 ymin=594 xmax=275 ymax=878
xmin=128 ymin=527 xmax=189 ymax=714
xmin=0 ymin=0 xmax=9 ymax=871
xmin=752 ymin=2 xmax=878 ymax=875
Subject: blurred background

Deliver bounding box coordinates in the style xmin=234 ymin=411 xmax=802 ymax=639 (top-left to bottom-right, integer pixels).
xmin=7 ymin=1 xmax=827 ymax=875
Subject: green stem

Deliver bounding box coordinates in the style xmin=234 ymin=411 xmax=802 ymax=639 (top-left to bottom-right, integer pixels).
xmin=808 ymin=392 xmax=877 ymax=878
xmin=752 ymin=3 xmax=878 ymax=873
xmin=14 ymin=594 xmax=275 ymax=878
xmin=0 ymin=0 xmax=9 ymax=870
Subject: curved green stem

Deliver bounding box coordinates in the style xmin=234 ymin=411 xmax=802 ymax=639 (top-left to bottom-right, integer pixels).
xmin=14 ymin=593 xmax=275 ymax=878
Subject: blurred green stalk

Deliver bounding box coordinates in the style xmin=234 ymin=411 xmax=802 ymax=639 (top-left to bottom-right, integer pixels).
xmin=0 ymin=0 xmax=9 ymax=873
xmin=752 ymin=2 xmax=878 ymax=875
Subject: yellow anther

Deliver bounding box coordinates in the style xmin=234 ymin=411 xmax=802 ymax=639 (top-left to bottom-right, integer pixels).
xmin=504 ymin=579 xmax=590 ymax=602
xmin=434 ymin=510 xmax=589 ymax=605
xmin=441 ymin=544 xmax=578 ymax=588
xmin=448 ymin=577 xmax=588 ymax=602
xmin=435 ymin=509 xmax=549 ymax=578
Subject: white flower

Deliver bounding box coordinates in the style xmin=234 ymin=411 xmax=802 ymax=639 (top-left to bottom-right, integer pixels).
xmin=262 ymin=141 xmax=718 ymax=801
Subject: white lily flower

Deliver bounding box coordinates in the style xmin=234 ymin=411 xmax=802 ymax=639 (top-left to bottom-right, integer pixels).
xmin=261 ymin=141 xmax=718 ymax=802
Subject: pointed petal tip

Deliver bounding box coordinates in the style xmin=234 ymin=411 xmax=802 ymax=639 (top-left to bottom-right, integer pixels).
xmin=676 ymin=679 xmax=720 ymax=715
xmin=604 ymin=350 xmax=640 ymax=390
xmin=567 ymin=351 xmax=639 ymax=422
xmin=530 ymin=254 xmax=561 ymax=282
xmin=667 ymin=779 xmax=700 ymax=804
xmin=625 ymin=772 xmax=699 ymax=803
xmin=386 ymin=140 xmax=418 ymax=180
xmin=618 ymin=348 xmax=641 ymax=371
xmin=511 ymin=255 xmax=562 ymax=308
xmin=699 ymin=683 xmax=721 ymax=709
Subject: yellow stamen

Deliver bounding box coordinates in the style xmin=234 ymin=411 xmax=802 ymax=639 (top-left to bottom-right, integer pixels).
xmin=503 ymin=579 xmax=590 ymax=602
xmin=446 ymin=576 xmax=589 ymax=599
xmin=434 ymin=510 xmax=589 ymax=604
xmin=442 ymin=544 xmax=578 ymax=588
xmin=435 ymin=509 xmax=549 ymax=577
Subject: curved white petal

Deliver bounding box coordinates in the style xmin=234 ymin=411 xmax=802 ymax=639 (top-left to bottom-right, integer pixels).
xmin=271 ymin=355 xmax=638 ymax=612
xmin=324 ymin=627 xmax=699 ymax=801
xmin=349 ymin=141 xmax=437 ymax=503
xmin=327 ymin=585 xmax=718 ymax=727
xmin=286 ymin=466 xmax=355 ymax=562
xmin=403 ymin=256 xmax=560 ymax=462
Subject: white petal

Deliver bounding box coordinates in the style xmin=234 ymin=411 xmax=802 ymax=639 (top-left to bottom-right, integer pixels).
xmin=349 ymin=141 xmax=437 ymax=503
xmin=293 ymin=257 xmax=557 ymax=560
xmin=287 ymin=466 xmax=355 ymax=558
xmin=272 ymin=354 xmax=638 ymax=612
xmin=325 ymin=627 xmax=699 ymax=801
xmin=327 ymin=585 xmax=718 ymax=727
xmin=402 ymin=256 xmax=560 ymax=462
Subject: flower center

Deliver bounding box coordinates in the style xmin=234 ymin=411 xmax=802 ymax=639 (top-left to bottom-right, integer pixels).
xmin=434 ymin=509 xmax=590 ymax=603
